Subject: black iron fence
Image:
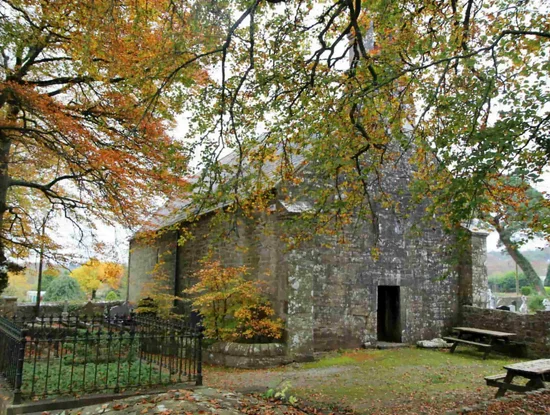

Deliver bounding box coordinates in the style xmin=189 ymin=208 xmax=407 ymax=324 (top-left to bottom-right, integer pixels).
xmin=0 ymin=313 xmax=202 ymax=403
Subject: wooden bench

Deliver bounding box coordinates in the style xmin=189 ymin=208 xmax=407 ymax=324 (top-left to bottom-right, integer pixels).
xmin=443 ymin=337 xmax=492 ymax=349
xmin=484 ymin=373 xmax=507 ymax=383
xmin=484 ymin=373 xmax=540 ymax=396
xmin=445 ymin=327 xmax=516 ymax=360
xmin=485 ymin=360 xmax=550 ymax=397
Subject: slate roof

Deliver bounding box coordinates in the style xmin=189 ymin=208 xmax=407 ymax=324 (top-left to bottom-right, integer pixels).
xmin=143 ymin=148 xmax=307 ymax=232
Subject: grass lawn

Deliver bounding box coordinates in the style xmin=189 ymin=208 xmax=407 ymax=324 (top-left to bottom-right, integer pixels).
xmin=205 ymin=346 xmax=527 ymax=414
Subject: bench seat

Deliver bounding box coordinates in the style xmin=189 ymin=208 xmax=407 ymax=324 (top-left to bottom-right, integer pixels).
xmin=442 ymin=337 xmax=491 ymax=348
xmin=484 ymin=373 xmax=507 ymax=382
xmin=485 ymin=373 xmax=541 ymax=396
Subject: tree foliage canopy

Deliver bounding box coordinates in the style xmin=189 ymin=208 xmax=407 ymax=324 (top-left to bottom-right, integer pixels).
xmin=43 ymin=275 xmax=84 ymax=302
xmin=0 ymin=0 xmax=229 ymax=291
xmin=489 ymin=270 xmax=529 ymax=293
xmin=70 ymin=258 xmax=124 ymax=296
xmin=2 ymin=0 xmax=549 ymax=293
xmin=41 ymin=266 xmax=60 ymax=291
xmin=4 ymin=269 xmax=31 ymax=299
xmin=185 ymin=260 xmax=284 ymax=342
xmin=480 ymin=176 xmax=550 ymax=293
xmin=176 ymin=0 xmax=549 ymax=247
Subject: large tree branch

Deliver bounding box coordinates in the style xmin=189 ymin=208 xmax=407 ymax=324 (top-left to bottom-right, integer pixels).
xmin=493 ymin=218 xmax=545 ymax=294
xmin=26 ymin=76 xmax=124 ymax=87
xmin=9 ymin=170 xmax=93 ymax=191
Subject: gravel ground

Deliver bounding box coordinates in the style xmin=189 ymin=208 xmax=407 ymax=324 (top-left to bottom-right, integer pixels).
xmin=32 ymin=388 xmax=313 ymax=415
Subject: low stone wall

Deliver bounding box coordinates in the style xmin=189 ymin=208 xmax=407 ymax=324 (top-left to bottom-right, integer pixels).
xmin=460 ymin=306 xmax=550 ymax=357
xmin=11 ymin=301 xmax=125 ymax=318
xmin=0 ymin=297 xmax=17 ymax=317
xmin=205 ymin=342 xmax=291 ymax=368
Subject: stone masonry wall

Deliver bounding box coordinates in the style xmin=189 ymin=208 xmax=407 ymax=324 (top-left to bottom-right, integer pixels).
xmin=0 ymin=297 xmax=17 ymax=316
xmin=129 ymin=210 xmax=486 ymax=357
xmin=175 ymin=213 xmax=287 ymax=318
xmin=461 ymin=306 xmax=550 ymax=357
xmin=205 ymin=342 xmax=291 ymax=368
xmin=128 ymin=231 xmax=177 ymax=303
xmin=470 ymin=232 xmax=489 ymax=307
xmin=285 ymin=246 xmax=315 ymax=359
xmin=284 ymin=153 xmax=479 ymax=351
xmin=293 ymin=209 xmax=463 ymax=351
xmin=457 ymin=230 xmax=489 ymax=308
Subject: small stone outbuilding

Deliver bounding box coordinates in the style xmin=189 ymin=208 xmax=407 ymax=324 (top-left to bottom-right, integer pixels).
xmin=128 ymin=150 xmax=489 ymax=360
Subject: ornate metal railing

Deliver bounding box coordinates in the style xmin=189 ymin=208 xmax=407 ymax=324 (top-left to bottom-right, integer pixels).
xmin=0 ymin=313 xmax=202 ymax=403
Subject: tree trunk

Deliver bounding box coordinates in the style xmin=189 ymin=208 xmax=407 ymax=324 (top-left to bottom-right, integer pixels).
xmin=0 ymin=94 xmax=21 ymax=293
xmin=495 ymin=224 xmax=545 ymax=295
xmin=0 ymin=130 xmax=13 ymax=293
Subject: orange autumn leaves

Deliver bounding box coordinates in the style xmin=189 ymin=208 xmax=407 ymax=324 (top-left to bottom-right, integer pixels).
xmin=481 ymin=175 xmax=550 ymax=240
xmin=185 ymin=260 xmax=283 ymax=342
xmin=0 ymin=0 xmax=224 ymax=266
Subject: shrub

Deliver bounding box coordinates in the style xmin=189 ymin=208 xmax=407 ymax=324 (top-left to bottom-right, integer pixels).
xmin=545 ymin=287 xmax=550 ymax=296
xmin=43 ymin=276 xmax=85 ymax=302
xmin=520 ymin=286 xmax=532 ymax=296
xmin=41 ymin=267 xmax=60 ymax=291
xmin=185 ymin=260 xmax=284 ymax=343
xmin=488 ymin=271 xmax=530 ymax=292
xmin=135 ymin=297 xmax=159 ymax=316
xmin=528 ymin=295 xmax=546 ymax=312
xmin=105 ymin=290 xmax=120 ymax=301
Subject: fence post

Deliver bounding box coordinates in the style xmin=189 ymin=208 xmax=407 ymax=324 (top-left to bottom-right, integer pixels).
xmin=195 ymin=327 xmax=203 ymax=386
xmin=13 ymin=329 xmax=27 ymax=404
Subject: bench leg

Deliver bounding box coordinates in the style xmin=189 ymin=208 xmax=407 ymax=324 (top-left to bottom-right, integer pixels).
xmin=526 ymin=377 xmax=545 ymax=389
xmin=482 ymin=338 xmax=495 ymax=360
xmin=450 ymin=333 xmax=463 ymax=354
xmin=450 ymin=342 xmax=459 ymax=354
xmin=495 ymin=372 xmax=515 ymax=398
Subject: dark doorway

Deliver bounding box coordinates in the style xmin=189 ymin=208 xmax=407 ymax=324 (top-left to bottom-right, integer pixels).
xmin=377 ymin=286 xmax=401 ymax=342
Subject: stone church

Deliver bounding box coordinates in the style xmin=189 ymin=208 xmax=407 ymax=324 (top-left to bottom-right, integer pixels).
xmin=128 ymin=148 xmax=489 ymax=360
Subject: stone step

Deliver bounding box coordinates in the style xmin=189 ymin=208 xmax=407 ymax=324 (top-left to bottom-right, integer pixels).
xmin=376 ymin=342 xmax=409 ymax=349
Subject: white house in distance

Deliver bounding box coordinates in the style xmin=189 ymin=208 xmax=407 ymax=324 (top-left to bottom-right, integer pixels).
xmin=26 ymin=291 xmax=45 ymax=303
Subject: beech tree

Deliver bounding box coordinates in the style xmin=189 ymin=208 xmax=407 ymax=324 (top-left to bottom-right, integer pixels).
xmin=3 ymin=0 xmax=548 ymax=293
xmin=480 ymin=176 xmax=550 ymax=294
xmin=185 ymin=260 xmax=284 ymax=342
xmin=175 ymin=1 xmax=549 ymax=246
xmin=0 ymin=0 xmax=227 ymax=291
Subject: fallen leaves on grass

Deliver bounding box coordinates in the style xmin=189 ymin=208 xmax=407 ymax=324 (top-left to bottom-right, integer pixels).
xmin=466 ymin=392 xmax=550 ymax=415
xmin=342 ymin=350 xmax=375 ymax=363
xmin=112 ymin=403 xmax=129 ymax=411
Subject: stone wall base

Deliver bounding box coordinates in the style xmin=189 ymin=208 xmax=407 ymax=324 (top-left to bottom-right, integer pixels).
xmin=205 ymin=342 xmax=291 ymax=369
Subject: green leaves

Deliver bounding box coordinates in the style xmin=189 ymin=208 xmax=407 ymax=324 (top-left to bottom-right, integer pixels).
xmin=175 ymin=0 xmax=549 ymax=245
